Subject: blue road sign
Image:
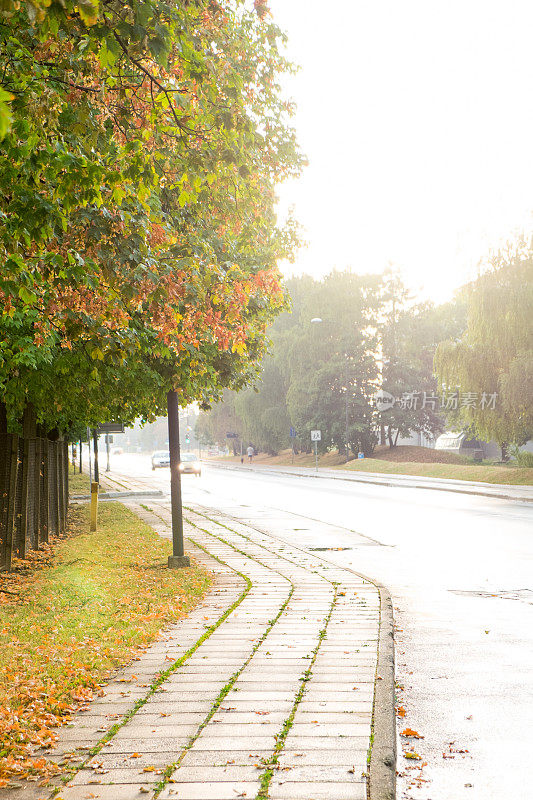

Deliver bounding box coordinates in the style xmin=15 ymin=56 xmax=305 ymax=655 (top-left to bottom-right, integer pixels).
xmin=289 ymin=427 xmax=296 ymax=438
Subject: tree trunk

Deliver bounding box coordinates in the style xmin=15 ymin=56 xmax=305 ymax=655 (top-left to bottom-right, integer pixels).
xmin=500 ymin=441 xmax=509 ymax=462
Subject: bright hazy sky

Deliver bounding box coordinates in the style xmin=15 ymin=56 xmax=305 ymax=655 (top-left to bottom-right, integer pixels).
xmin=270 ymin=0 xmax=533 ymax=302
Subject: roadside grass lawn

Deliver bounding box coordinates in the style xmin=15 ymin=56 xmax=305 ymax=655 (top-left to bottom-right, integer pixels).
xmin=0 ymin=502 xmax=212 ymax=788
xmin=67 ymin=469 xmax=90 ymax=495
xmin=340 ymin=458 xmax=533 ymax=485
xmin=215 ymin=446 xmax=533 ymax=485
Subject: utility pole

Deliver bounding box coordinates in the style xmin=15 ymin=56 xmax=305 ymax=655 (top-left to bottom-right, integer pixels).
xmin=87 ymin=428 xmax=92 ymax=482
xmin=105 ymin=433 xmax=111 ymax=472
xmin=344 ymin=355 xmax=350 ymax=462
xmin=167 ymin=390 xmax=190 ymax=569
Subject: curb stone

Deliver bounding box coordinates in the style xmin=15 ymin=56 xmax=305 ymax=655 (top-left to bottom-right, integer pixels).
xmin=368 ymin=585 xmax=396 ymax=800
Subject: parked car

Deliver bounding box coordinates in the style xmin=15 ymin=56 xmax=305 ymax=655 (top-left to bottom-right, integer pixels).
xmin=151 ymin=450 xmax=170 ymax=470
xmin=179 ymin=453 xmax=202 ymax=476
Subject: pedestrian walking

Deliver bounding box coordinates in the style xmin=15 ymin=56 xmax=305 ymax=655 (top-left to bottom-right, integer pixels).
xmin=247 ymin=445 xmax=254 ymax=463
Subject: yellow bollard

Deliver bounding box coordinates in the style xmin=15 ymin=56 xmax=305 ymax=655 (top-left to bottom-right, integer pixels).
xmin=90 ymin=481 xmax=99 ymax=531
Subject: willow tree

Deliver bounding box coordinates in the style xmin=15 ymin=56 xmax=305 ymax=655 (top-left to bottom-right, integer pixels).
xmin=435 ymin=239 xmax=533 ymax=457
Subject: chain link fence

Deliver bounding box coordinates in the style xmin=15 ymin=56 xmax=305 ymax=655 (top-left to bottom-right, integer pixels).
xmin=0 ymin=435 xmax=69 ymax=571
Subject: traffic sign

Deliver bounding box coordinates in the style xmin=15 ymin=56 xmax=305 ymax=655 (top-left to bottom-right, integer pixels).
xmin=289 ymin=427 xmax=296 ymax=438
xmin=96 ymin=422 xmax=124 ymax=434
xmin=311 ymin=430 xmax=321 ymax=442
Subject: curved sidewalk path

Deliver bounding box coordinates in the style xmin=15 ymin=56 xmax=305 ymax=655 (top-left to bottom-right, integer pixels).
xmin=42 ymin=499 xmax=391 ymax=800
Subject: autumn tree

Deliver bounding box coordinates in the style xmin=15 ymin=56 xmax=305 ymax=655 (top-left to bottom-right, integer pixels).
xmin=0 ymin=0 xmax=303 ymax=435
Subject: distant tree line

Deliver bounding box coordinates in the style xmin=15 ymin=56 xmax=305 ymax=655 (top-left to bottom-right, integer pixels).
xmin=198 ymin=242 xmax=533 ymax=459
xmin=196 ymin=270 xmax=467 ymax=457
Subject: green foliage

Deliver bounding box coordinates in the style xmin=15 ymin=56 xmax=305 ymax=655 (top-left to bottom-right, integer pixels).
xmin=0 ymin=0 xmax=303 ymax=435
xmin=380 ymin=272 xmax=466 ymax=446
xmin=199 ymin=270 xmax=469 ymax=457
xmin=435 ymin=239 xmax=533 ymax=448
xmin=511 ymin=448 xmax=533 ymax=467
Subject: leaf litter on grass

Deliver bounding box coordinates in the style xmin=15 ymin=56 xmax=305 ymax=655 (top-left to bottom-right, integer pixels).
xmin=0 ymin=502 xmax=212 ymax=787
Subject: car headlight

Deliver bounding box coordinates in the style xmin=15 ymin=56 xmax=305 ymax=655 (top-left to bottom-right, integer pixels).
xmin=178 ymin=463 xmax=184 ymax=471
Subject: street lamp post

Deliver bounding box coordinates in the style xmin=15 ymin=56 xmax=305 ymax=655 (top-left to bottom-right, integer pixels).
xmin=167 ymin=389 xmax=190 ymax=569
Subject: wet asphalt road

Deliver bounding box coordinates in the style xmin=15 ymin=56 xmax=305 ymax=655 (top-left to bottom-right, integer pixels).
xmin=108 ymin=455 xmax=533 ymax=800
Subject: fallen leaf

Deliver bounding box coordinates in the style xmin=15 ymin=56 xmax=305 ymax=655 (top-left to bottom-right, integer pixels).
xmin=401 ymin=728 xmax=424 ymax=739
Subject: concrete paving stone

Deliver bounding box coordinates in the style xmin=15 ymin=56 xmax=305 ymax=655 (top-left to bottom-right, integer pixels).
xmin=70 ymin=766 xmax=162 ymax=785
xmin=103 ymin=737 xmax=190 ymax=753
xmin=282 ymin=736 xmax=369 ymax=750
xmin=54 ymin=785 xmax=155 ymax=799
xmin=112 ymin=725 xmax=200 ymax=739
xmin=169 ymin=766 xmax=261 ymax=782
xmin=271 ymin=765 xmax=365 ymax=782
xmin=158 ymin=781 xmax=260 ymax=799
xmin=302 ymin=689 xmax=374 ymax=701
xmin=229 ymin=681 xmax=300 ymax=691
xmin=84 ymin=752 xmax=177 ymax=769
xmin=298 ymin=701 xmax=372 ymax=713
xmin=63 ymin=715 xmax=121 ymax=729
xmin=269 ymin=781 xmax=367 ymax=799
xmin=146 ymin=692 xmax=226 ymax=701
xmin=179 ymin=750 xmax=272 ymax=768
xmin=288 ymin=723 xmax=371 ymax=737
xmin=189 ymin=723 xmax=280 ymax=737
xmin=217 ymin=692 xmax=296 ymax=702
xmin=153 ymin=681 xmax=229 ymax=691
xmin=277 ymin=751 xmax=368 ymax=768
xmin=134 ymin=702 xmax=213 ymax=714
xmin=189 ymin=736 xmax=275 ymax=751
xmin=217 ymin=701 xmax=293 ymax=712
xmin=53 ymin=727 xmax=111 ymax=741
xmin=209 ymin=711 xmax=287 ymax=724
xmin=295 ymin=711 xmax=371 ymax=723
xmin=131 ymin=713 xmax=212 ymax=726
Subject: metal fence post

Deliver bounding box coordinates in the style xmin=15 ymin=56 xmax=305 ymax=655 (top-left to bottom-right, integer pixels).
xmin=64 ymin=440 xmax=69 ymax=526
xmin=18 ymin=437 xmax=30 ymax=559
xmin=41 ymin=439 xmax=49 ymax=544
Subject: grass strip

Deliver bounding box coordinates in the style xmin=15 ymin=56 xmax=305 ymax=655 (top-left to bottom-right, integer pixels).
xmin=0 ymin=503 xmax=211 ymax=788
xmin=340 ymin=459 xmax=533 ymax=485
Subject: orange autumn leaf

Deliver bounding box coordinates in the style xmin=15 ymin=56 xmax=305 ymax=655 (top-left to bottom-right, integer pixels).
xmin=401 ymin=728 xmax=424 ymax=739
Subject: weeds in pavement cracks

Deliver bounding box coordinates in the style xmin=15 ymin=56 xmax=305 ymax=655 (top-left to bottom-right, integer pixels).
xmin=152 ymin=520 xmax=296 ymax=796
xmin=255 ymin=589 xmax=339 ymax=800
xmin=188 ymin=506 xmax=381 ymax=789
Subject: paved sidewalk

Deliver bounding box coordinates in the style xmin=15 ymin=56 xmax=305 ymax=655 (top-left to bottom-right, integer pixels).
xmin=15 ymin=496 xmax=393 ymax=800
